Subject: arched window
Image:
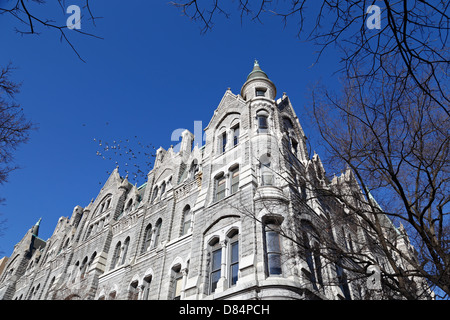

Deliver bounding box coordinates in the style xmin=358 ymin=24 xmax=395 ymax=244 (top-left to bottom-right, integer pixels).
xmin=335 ymin=257 xmax=351 ymax=300
xmin=153 ymin=219 xmax=162 ymax=248
xmin=72 ymin=261 xmax=80 ymax=283
xmin=282 ymin=117 xmax=294 ymax=132
xmin=215 ymin=173 xmax=226 ymax=201
xmin=189 ymin=160 xmax=199 ymax=180
xmin=121 ymin=237 xmax=130 ymax=265
xmin=129 ymin=280 xmax=139 ymax=300
xmin=85 ymin=225 xmax=93 ymax=240
xmin=151 ymin=187 xmax=159 ymax=203
xmin=264 ymin=220 xmax=282 ymax=276
xmin=228 ymin=229 xmax=239 ymax=287
xmin=142 ymin=224 xmax=152 ymax=253
xmin=219 ymin=131 xmax=227 ymax=154
xmin=80 ymin=256 xmax=88 ymax=279
xmin=105 ymin=198 xmax=111 ymax=210
xmin=181 ymin=206 xmax=192 ymax=236
xmin=208 ymin=237 xmax=222 ymax=294
xmin=44 ymin=277 xmax=56 ymax=299
xmin=89 ymin=252 xmax=97 ymax=272
xmin=160 ymin=181 xmax=166 ymax=198
xmin=111 ymin=241 xmax=121 ymax=270
xmin=232 ymin=124 xmax=240 ymax=146
xmin=125 ymin=199 xmax=133 ymax=212
xmin=256 ymin=110 xmax=269 ymax=133
xmin=171 ymin=264 xmax=183 ymax=300
xmin=178 ymin=163 xmax=188 ymax=182
xmin=230 ymin=165 xmax=239 ymax=194
xmin=142 ymin=275 xmax=152 ymax=300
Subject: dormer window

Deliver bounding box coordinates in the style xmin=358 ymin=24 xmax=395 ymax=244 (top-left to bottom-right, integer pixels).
xmin=256 ymin=88 xmax=266 ymax=97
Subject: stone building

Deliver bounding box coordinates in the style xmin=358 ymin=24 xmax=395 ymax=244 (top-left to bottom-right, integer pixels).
xmin=0 ymin=61 xmax=428 ymax=300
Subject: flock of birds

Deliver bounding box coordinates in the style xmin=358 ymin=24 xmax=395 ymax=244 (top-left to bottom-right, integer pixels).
xmin=92 ymin=133 xmax=156 ymax=186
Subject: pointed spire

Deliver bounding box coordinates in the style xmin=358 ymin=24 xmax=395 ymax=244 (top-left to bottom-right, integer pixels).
xmin=31 ymin=218 xmax=42 ymax=236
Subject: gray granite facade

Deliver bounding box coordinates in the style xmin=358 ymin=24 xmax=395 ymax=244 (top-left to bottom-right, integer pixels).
xmin=0 ymin=61 xmax=426 ymax=300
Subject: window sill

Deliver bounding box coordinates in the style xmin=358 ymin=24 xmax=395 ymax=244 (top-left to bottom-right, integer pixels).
xmin=210 ymin=190 xmax=240 ymax=208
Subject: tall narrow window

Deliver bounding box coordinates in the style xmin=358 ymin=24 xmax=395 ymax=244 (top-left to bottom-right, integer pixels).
xmin=172 ymin=266 xmax=183 ymax=300
xmin=230 ymin=166 xmax=239 ymax=194
xmin=142 ymin=224 xmax=152 ymax=253
xmin=153 ymin=219 xmax=162 ymax=248
xmin=142 ymin=275 xmax=152 ymax=300
xmin=121 ymin=237 xmax=130 ymax=265
xmin=160 ymin=182 xmax=166 ymax=198
xmin=129 ymin=281 xmax=139 ymax=300
xmin=229 ymin=236 xmax=239 ymax=287
xmin=257 ymin=111 xmax=269 ymax=133
xmin=151 ymin=187 xmax=159 ymax=203
xmin=232 ymin=125 xmax=240 ymax=146
xmin=111 ymin=242 xmax=121 ymax=270
xmin=182 ymin=206 xmax=192 ymax=235
xmin=303 ymin=232 xmax=318 ymax=290
xmin=291 ymin=139 xmax=298 ymax=156
xmin=265 ymin=225 xmax=282 ymax=275
xmin=85 ymin=225 xmax=93 ymax=240
xmin=189 ymin=160 xmax=199 ymax=180
xmin=260 ymin=154 xmax=273 ymax=186
xmin=210 ymin=248 xmax=222 ymax=293
xmin=219 ymin=132 xmax=227 ymax=153
xmin=178 ymin=163 xmax=188 ymax=183
xmin=215 ymin=174 xmax=226 ymax=201
xmin=80 ymin=257 xmax=88 ymax=279
xmin=335 ymin=258 xmax=351 ymax=300
xmin=314 ymin=243 xmax=324 ymax=287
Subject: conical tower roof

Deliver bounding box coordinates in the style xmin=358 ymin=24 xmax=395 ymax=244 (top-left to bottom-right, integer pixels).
xmin=246 ymin=60 xmax=270 ymax=81
xmin=240 ymin=60 xmax=276 ymax=98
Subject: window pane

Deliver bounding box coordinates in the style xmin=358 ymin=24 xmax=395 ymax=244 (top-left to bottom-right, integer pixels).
xmin=262 ymin=173 xmax=273 ymax=186
xmin=182 ymin=210 xmax=191 ymax=235
xmin=174 ymin=277 xmax=183 ymax=299
xmin=258 ymin=116 xmax=268 ymax=128
xmin=230 ymin=241 xmax=239 ymax=286
xmin=216 ymin=176 xmax=226 ymax=200
xmin=211 ymin=270 xmax=220 ymax=293
xmin=231 ymin=169 xmax=239 ymax=194
xmin=268 ymin=253 xmax=282 ymax=275
xmin=231 ymin=242 xmax=239 ymax=263
xmin=233 ymin=126 xmax=239 ymax=146
xmin=231 ymin=263 xmax=239 ymax=286
xmin=212 ymin=249 xmax=222 ymax=270
xmin=266 ymin=231 xmax=280 ymax=253
xmin=221 ymin=133 xmax=227 ymax=153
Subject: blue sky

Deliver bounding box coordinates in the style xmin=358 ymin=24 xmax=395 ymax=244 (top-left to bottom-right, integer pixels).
xmin=0 ymin=1 xmax=342 ymax=256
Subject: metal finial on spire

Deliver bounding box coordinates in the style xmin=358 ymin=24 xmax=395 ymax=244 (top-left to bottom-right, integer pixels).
xmin=31 ymin=217 xmax=42 ymax=236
